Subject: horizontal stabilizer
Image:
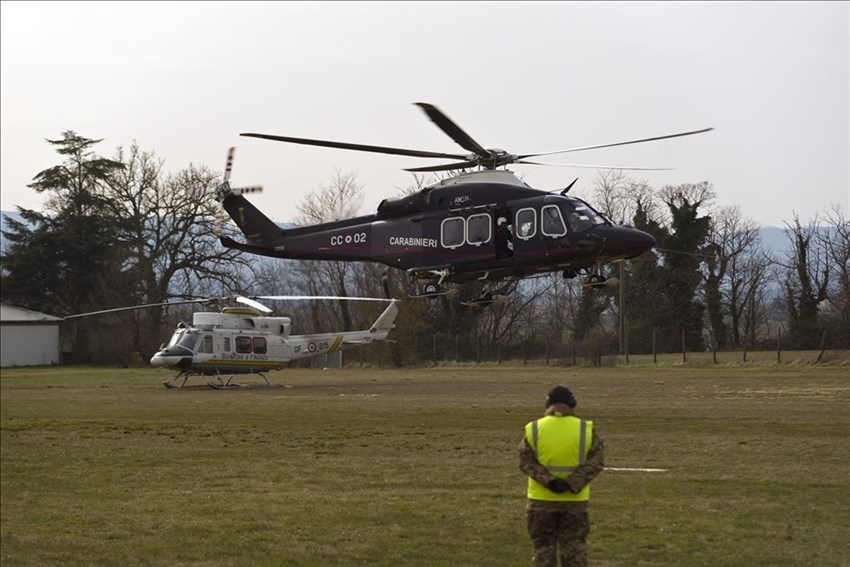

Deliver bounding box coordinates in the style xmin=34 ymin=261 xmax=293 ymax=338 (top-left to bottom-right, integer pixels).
xmin=219 ymin=235 xmax=273 ymax=255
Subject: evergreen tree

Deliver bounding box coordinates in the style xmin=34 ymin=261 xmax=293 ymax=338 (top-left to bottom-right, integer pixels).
xmin=655 ymin=183 xmax=714 ymax=352
xmin=2 ymin=132 xmax=125 ymax=315
xmin=1 ymin=132 xmax=125 ymax=360
xmin=623 ymin=201 xmax=668 ymax=353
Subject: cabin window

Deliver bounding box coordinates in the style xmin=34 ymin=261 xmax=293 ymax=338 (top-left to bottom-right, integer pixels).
xmin=541 ymin=205 xmax=567 ymax=237
xmin=197 ymin=335 xmax=214 ymax=354
xmin=253 ymin=337 xmax=267 ymax=354
xmin=236 ymin=336 xmax=253 ymax=354
xmin=441 ymin=217 xmax=465 ymax=249
xmin=222 ymin=337 xmax=231 ymax=353
xmin=466 ymin=213 xmax=491 ymax=246
xmin=516 ymin=208 xmax=537 ymax=240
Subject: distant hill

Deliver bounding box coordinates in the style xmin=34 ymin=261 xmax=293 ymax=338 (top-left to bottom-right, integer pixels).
xmin=759 ymin=226 xmax=788 ymax=258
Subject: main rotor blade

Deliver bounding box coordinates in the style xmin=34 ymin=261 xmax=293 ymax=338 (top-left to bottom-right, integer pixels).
xmin=252 ymin=295 xmax=397 ymax=303
xmin=518 ymin=128 xmax=714 ymax=159
xmin=515 ymin=159 xmax=674 ymax=171
xmin=404 ymin=159 xmax=481 ymax=173
xmin=64 ymin=298 xmax=216 ymax=319
xmin=414 ymin=103 xmax=491 ymax=159
xmin=236 ymin=296 xmax=273 ymax=313
xmin=240 ymin=133 xmax=466 ymax=161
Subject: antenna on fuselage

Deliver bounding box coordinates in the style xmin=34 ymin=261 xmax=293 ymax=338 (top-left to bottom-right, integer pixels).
xmin=560 ymin=178 xmax=580 ymax=195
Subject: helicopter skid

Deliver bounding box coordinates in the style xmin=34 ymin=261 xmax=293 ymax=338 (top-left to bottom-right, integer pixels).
xmin=409 ymin=288 xmax=458 ymax=300
xmin=460 ymin=295 xmax=508 ymax=308
xmin=582 ymin=275 xmax=620 ymax=289
xmin=461 ymin=281 xmax=516 ymax=308
xmin=162 ymin=381 xmax=214 ymax=390
xmin=162 ymin=372 xmax=195 ymax=389
xmin=206 ymin=381 xmax=283 ymax=390
xmin=206 ymin=372 xmax=279 ymax=390
xmin=162 ymin=371 xmax=281 ymax=390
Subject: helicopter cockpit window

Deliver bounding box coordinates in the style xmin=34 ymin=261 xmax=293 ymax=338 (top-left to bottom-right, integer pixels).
xmin=166 ymin=330 xmax=183 ymax=348
xmin=466 ymin=213 xmax=491 ymax=246
xmin=541 ymin=205 xmax=567 ymax=237
xmin=515 ymin=208 xmax=537 ymax=240
xmin=563 ymin=200 xmax=605 ymax=233
xmin=175 ymin=331 xmax=198 ymax=351
xmin=236 ymin=336 xmax=253 ymax=354
xmin=441 ymin=217 xmax=465 ymax=249
xmin=253 ymin=337 xmax=267 ymax=354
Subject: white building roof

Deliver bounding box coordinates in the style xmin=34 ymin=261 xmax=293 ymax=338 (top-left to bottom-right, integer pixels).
xmin=0 ymin=303 xmax=63 ymax=323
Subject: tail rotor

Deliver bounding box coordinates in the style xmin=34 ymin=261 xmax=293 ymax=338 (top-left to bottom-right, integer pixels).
xmin=199 ymin=147 xmax=264 ymax=235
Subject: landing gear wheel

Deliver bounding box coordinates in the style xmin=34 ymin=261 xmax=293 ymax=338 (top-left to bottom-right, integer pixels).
xmin=423 ymin=282 xmax=441 ymax=295
xmin=584 ymin=274 xmax=608 ymax=288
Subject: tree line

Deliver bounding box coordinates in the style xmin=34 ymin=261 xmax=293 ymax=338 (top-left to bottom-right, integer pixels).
xmin=1 ymin=133 xmax=847 ymax=365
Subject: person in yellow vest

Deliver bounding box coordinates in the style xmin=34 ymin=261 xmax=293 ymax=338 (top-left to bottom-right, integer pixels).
xmin=519 ymin=385 xmax=605 ymax=567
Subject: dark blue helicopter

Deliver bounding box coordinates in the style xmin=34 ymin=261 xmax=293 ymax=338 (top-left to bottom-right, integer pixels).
xmin=216 ymin=103 xmax=711 ymax=302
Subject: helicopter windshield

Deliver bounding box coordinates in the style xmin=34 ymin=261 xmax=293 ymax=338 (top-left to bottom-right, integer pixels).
xmin=563 ymin=199 xmax=606 ymax=233
xmin=167 ymin=330 xmax=200 ymax=352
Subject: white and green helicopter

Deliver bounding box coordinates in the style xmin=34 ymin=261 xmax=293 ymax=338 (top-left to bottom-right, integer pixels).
xmin=67 ymin=295 xmax=398 ymax=389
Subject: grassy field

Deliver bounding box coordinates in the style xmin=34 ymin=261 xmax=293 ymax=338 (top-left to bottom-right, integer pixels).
xmin=1 ymin=363 xmax=849 ymax=566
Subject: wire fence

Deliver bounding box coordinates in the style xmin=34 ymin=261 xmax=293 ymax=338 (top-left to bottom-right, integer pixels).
xmin=332 ymin=329 xmax=850 ymax=368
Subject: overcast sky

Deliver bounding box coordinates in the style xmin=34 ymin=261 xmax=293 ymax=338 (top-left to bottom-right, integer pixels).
xmin=2 ymin=1 xmax=848 ymax=228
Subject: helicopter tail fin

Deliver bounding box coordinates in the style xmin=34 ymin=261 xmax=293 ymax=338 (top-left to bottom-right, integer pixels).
xmin=340 ymin=301 xmax=399 ymax=346
xmin=220 ymin=193 xmax=285 ymax=251
xmin=369 ymin=301 xmax=399 ymax=338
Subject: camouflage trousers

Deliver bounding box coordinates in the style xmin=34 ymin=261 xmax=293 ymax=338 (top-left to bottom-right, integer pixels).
xmin=526 ymin=500 xmax=590 ymax=567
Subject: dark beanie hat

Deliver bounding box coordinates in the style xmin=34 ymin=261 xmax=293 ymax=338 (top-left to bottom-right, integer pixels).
xmin=546 ymin=385 xmax=577 ymax=408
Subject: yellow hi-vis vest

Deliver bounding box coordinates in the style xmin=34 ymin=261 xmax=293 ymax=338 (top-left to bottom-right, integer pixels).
xmin=525 ymin=415 xmax=593 ymax=501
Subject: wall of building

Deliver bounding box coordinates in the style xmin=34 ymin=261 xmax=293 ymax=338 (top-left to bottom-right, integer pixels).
xmin=0 ymin=324 xmax=61 ymax=367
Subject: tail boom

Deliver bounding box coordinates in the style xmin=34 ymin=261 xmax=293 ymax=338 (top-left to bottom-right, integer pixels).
xmin=220 ymin=194 xmax=378 ymax=262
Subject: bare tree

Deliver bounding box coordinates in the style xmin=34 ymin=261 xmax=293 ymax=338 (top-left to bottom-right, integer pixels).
xmin=658 ymin=182 xmax=716 ymax=214
xmin=293 ymin=169 xmax=367 ymax=331
xmin=592 ymin=169 xmax=632 ymax=224
xmin=739 ymin=251 xmax=775 ymax=350
xmin=296 ymin=169 xmax=365 ymax=223
xmin=820 ymin=204 xmax=850 ymax=346
xmin=703 ymin=206 xmax=762 ymax=349
xmin=103 ymin=143 xmax=255 ymax=355
xmin=779 ymin=213 xmax=831 ymax=348
xmin=591 ymin=170 xmax=665 ymax=225
xmin=538 ymin=274 xmax=585 ymax=359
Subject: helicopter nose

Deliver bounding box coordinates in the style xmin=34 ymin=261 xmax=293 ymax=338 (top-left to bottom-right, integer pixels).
xmin=595 ymin=225 xmax=655 ymax=257
xmin=150 ymin=349 xmax=193 ymax=369
xmin=633 ymin=228 xmax=656 ymax=250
